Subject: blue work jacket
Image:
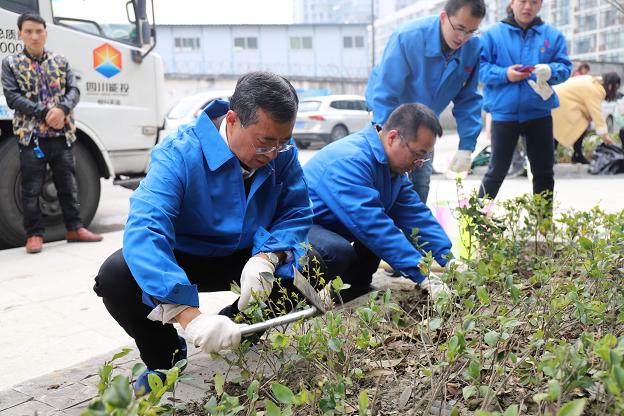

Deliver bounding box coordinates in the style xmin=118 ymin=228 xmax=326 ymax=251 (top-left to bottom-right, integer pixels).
xmin=480 ymin=18 xmax=572 ymax=122
xmin=304 ymin=123 xmax=452 ymax=283
xmin=365 ymin=15 xmax=482 ymax=151
xmin=123 ymin=100 xmax=313 ymax=308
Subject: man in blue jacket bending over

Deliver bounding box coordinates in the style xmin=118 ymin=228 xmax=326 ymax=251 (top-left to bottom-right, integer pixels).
xmin=365 ymin=0 xmax=485 ymax=203
xmin=94 ymin=72 xmax=313 ymax=395
xmin=304 ymin=103 xmax=454 ymax=302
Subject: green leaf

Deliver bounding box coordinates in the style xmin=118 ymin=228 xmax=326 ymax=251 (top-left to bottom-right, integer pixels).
xmin=548 ymin=379 xmax=561 ymax=401
xmin=358 ymin=389 xmax=369 ymax=415
xmin=328 ymin=338 xmax=343 ymax=353
xmin=533 ymin=393 xmax=549 ymax=403
xmin=467 ymin=360 xmax=482 ymax=381
xmin=265 ymin=400 xmax=282 ymax=416
xmin=247 ymin=379 xmax=260 ymax=400
xmin=131 ymin=363 xmax=147 ymax=378
xmin=428 ymin=318 xmax=443 ymax=331
xmin=102 ymin=375 xmax=131 ymax=408
xmin=271 ymin=383 xmax=295 ymax=404
xmin=557 ymin=398 xmax=586 ymax=416
xmin=484 ymin=331 xmax=500 ymax=347
xmin=110 ymin=348 xmax=132 ymax=362
xmin=214 ymin=373 xmax=225 ymax=397
xmin=166 ymin=366 xmax=179 ymax=388
xmin=462 ymin=385 xmax=477 ymax=400
xmin=578 ymin=236 xmax=593 ymax=250
xmin=503 ymin=404 xmax=519 ymax=416
xmin=476 ymin=286 xmax=490 ymax=305
xmin=260 ymin=271 xmax=276 ymax=284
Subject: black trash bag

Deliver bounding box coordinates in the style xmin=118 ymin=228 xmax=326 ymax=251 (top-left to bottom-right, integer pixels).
xmin=588 ymin=143 xmax=624 ymax=175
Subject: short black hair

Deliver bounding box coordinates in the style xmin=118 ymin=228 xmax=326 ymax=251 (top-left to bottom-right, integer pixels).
xmin=602 ymin=72 xmax=621 ymax=102
xmin=17 ymin=12 xmax=46 ymax=31
xmin=229 ymin=71 xmax=299 ymax=127
xmin=444 ymin=0 xmax=486 ymax=18
xmin=578 ymin=62 xmax=591 ymax=72
xmin=383 ymin=103 xmax=443 ymax=141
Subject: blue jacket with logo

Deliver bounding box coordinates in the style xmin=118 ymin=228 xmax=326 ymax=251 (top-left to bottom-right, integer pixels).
xmin=304 ymin=123 xmax=452 ymax=283
xmin=480 ymin=18 xmax=572 ymax=122
xmin=123 ymin=100 xmax=313 ymax=308
xmin=365 ymin=15 xmax=482 ymax=151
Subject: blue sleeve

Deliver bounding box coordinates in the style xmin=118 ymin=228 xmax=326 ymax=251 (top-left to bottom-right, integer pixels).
xmin=252 ymin=145 xmax=314 ymax=278
xmin=316 ymin=157 xmax=427 ymax=283
xmin=389 ymin=176 xmax=453 ymax=266
xmin=452 ymin=58 xmax=483 ymax=151
xmin=366 ymin=31 xmax=411 ymax=125
xmin=479 ymin=32 xmax=509 ymax=87
xmin=546 ymin=31 xmax=572 ymax=85
xmin=122 ymin=143 xmax=200 ymax=308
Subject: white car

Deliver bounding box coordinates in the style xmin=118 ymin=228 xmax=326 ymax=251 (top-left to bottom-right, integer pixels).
xmin=293 ymin=95 xmax=372 ymax=148
xmin=161 ymin=90 xmax=233 ymax=139
xmin=602 ymin=91 xmax=624 ymax=133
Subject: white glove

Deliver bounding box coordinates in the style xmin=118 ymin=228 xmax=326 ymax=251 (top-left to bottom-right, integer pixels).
xmin=184 ymin=314 xmax=242 ymax=353
xmin=528 ymin=79 xmax=553 ymax=101
xmin=419 ymin=274 xmax=452 ymax=300
xmin=448 ymin=150 xmax=472 ymax=173
xmin=533 ymin=64 xmax=552 ymax=82
xmin=238 ymin=256 xmax=275 ymax=310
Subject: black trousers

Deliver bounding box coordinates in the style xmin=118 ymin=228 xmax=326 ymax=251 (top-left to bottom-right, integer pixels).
xmin=94 ymin=248 xmax=324 ymax=370
xmin=307 ymin=224 xmax=380 ymax=303
xmin=19 ymin=136 xmax=82 ymax=236
xmin=479 ymin=116 xmax=554 ymax=200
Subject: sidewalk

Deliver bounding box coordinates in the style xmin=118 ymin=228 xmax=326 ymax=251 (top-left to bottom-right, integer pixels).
xmin=0 ymin=270 xmax=409 ymax=415
xmin=0 ymin=231 xmax=238 ymax=392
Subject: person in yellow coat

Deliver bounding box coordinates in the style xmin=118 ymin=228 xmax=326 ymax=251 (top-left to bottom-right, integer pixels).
xmin=552 ymin=72 xmax=620 ymax=164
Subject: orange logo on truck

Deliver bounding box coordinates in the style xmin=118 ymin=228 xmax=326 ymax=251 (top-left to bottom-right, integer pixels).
xmin=93 ymin=43 xmax=122 ymax=78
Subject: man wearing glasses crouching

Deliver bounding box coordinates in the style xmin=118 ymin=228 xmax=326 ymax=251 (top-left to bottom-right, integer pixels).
xmin=304 ymin=103 xmax=454 ymax=303
xmin=94 ymin=71 xmax=313 ymax=395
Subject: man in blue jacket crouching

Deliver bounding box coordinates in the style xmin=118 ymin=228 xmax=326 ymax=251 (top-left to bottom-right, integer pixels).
xmin=304 ymin=103 xmax=454 ymax=303
xmin=94 ymin=72 xmax=313 ymax=395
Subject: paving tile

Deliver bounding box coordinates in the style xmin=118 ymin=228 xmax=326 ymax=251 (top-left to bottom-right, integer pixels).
xmin=0 ymin=389 xmax=31 ymax=412
xmin=177 ymin=363 xmax=215 ymax=391
xmin=162 ymin=383 xmax=207 ymax=407
xmin=0 ymin=400 xmax=58 ymax=416
xmin=31 ymin=382 xmax=97 ymax=411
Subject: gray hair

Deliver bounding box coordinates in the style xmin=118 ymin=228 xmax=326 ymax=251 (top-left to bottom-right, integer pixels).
xmin=229 ymin=71 xmax=299 ymax=127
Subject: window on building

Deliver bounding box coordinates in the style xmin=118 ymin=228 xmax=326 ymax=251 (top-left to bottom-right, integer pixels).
xmin=174 ymin=37 xmax=201 ymax=53
xmin=234 ymin=37 xmax=258 ymax=50
xmin=601 ymin=9 xmax=617 ymax=28
xmin=554 ymin=8 xmax=569 ymax=26
xmin=578 ymin=0 xmax=596 ymax=8
xmin=343 ymin=35 xmax=364 ymax=49
xmin=601 ymin=30 xmax=623 ymax=51
xmin=578 ymin=13 xmax=597 ymax=32
xmin=574 ymin=35 xmax=595 ymax=54
xmin=290 ymin=36 xmax=313 ymax=49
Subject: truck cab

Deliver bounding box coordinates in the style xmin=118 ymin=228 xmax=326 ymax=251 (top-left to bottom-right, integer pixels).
xmin=0 ymin=0 xmax=165 ymax=248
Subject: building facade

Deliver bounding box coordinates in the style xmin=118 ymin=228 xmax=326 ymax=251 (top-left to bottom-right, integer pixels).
xmin=155 ymin=23 xmax=369 ymax=80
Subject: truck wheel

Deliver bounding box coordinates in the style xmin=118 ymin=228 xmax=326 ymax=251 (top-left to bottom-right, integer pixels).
xmin=0 ymin=139 xmax=101 ymax=249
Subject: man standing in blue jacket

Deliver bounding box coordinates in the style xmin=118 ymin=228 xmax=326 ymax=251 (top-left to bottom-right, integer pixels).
xmin=478 ymin=0 xmax=572 ymax=204
xmin=365 ymin=0 xmax=486 ymax=202
xmin=94 ymin=72 xmax=313 ymax=395
xmin=304 ymin=103 xmax=454 ymax=302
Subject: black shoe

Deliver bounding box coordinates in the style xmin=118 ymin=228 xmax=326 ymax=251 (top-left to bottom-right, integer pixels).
xmin=571 ymin=153 xmax=589 ymax=164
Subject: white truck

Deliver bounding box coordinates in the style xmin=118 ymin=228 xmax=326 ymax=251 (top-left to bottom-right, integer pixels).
xmin=0 ymin=0 xmax=165 ymax=248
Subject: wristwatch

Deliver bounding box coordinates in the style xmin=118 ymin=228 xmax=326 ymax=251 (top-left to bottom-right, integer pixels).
xmin=262 ymin=252 xmax=281 ymax=267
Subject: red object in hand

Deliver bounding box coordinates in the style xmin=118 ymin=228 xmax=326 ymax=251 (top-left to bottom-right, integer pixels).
xmin=517 ymin=65 xmax=535 ymax=73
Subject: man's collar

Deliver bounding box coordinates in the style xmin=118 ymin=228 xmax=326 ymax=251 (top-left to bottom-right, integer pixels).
xmin=23 ymin=48 xmax=48 ymax=62
xmin=363 ymin=123 xmax=388 ymax=164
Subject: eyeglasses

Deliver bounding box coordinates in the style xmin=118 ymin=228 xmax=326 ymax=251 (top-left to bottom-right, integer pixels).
xmin=398 ymin=132 xmax=433 ymax=168
xmin=253 ymin=137 xmax=295 ymax=154
xmin=447 ymin=16 xmax=480 ymax=37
